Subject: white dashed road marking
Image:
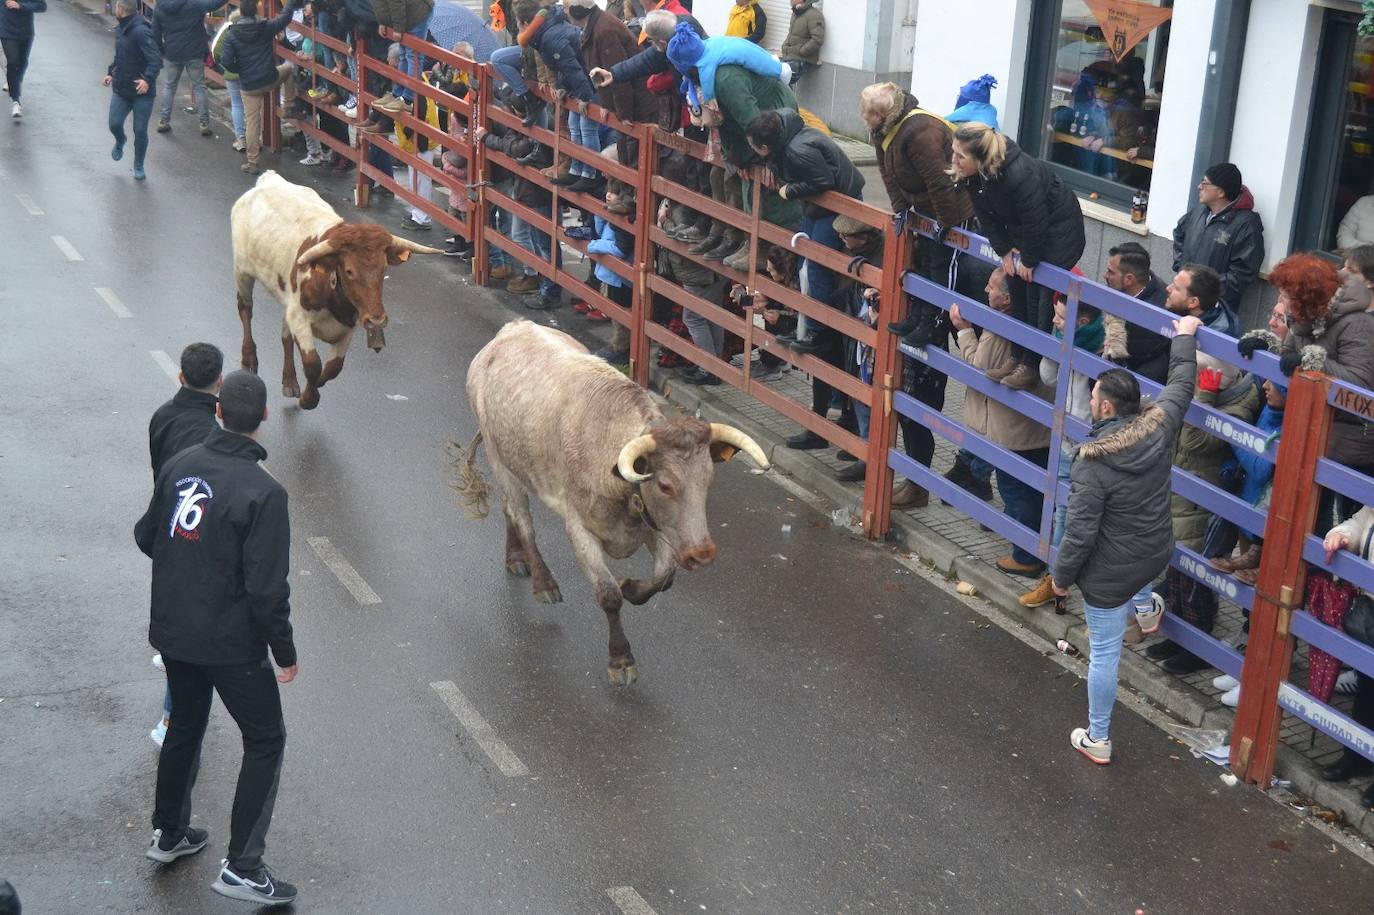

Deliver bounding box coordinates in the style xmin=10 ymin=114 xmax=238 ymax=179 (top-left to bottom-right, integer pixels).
xmin=149 ymin=350 xmax=179 ymax=382
xmin=307 ymin=536 xmax=382 ymax=605
xmin=16 ymin=194 xmax=43 ymax=216
xmin=606 ymin=887 xmax=659 ymax=915
xmin=95 ymin=287 xmax=131 ymax=318
xmin=51 ymin=236 xmax=83 ymax=261
xmin=429 ymin=681 xmax=530 ymax=777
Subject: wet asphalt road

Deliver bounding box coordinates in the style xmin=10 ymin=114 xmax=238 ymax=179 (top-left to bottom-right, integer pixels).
xmin=4 ymin=4 xmax=1374 ymax=913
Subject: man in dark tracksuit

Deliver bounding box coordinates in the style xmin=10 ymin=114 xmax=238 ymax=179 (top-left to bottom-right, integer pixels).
xmin=135 ymin=371 xmax=299 ymax=907
xmin=148 ymin=343 xmax=223 ymax=477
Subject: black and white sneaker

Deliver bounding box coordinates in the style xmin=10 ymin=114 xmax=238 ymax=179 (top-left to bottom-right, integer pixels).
xmin=211 ymin=860 xmax=298 ymax=906
xmin=145 ymin=827 xmax=209 ymax=863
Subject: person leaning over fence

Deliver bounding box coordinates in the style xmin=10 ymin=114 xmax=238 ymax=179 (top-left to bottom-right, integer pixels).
xmin=1101 ymin=241 xmax=1170 ymax=383
xmin=1052 ymin=315 xmax=1202 ymax=765
xmin=1172 ymin=163 xmax=1264 ymax=328
xmin=948 ymin=272 xmax=1054 ymax=578
xmin=745 ymin=107 xmax=863 ymax=352
xmin=514 ymin=0 xmax=603 ymax=192
xmin=152 ymin=0 xmax=228 ymax=135
xmin=857 ymin=81 xmax=975 ymax=351
xmin=568 ymin=0 xmax=661 ymax=166
xmin=949 ymin=121 xmax=1085 ymax=391
xmin=1319 ymin=506 xmax=1374 ymax=805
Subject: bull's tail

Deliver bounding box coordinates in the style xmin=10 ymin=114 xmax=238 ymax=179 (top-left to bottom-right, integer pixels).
xmin=445 ymin=432 xmax=490 ymax=520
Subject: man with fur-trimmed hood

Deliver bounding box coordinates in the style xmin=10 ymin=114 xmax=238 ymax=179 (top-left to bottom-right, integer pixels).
xmin=1052 ymin=315 xmax=1203 ymax=766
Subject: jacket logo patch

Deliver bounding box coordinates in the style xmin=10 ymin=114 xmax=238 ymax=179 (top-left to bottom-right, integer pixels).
xmin=169 ymin=477 xmax=214 ymax=542
xmin=1214 ymin=230 xmax=1231 ymax=246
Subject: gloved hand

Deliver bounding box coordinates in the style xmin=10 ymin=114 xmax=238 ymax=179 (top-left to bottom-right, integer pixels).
xmin=1197 ymin=366 xmax=1223 ymax=394
xmin=1279 ymin=350 xmax=1302 ymax=377
xmin=1236 ymin=335 xmax=1266 ymax=359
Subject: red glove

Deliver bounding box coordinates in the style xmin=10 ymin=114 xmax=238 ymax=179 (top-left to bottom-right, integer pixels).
xmin=1197 ymin=366 xmax=1223 ymax=394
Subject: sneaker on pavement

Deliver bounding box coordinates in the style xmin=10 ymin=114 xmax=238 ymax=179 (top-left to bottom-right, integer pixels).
xmin=150 ymin=717 xmax=167 ymax=748
xmin=1070 ymin=727 xmax=1112 ymax=765
xmin=155 ymin=119 xmax=170 ymax=133
xmin=232 ymin=137 xmax=246 ymax=152
xmin=1337 ymin=668 xmax=1359 ymax=695
xmin=1134 ymin=591 xmax=1164 ymax=635
xmin=300 ymin=154 xmax=323 ymax=166
xmin=400 ymin=215 xmax=432 ymax=231
xmin=133 ymin=164 xmax=146 ymax=181
xmin=211 ymin=861 xmax=298 ymax=906
xmin=10 ymin=101 xmax=20 ymax=118
xmin=200 ymin=122 xmax=213 ymax=136
xmin=151 ymin=653 xmax=165 ymax=671
xmin=525 ymin=291 xmax=562 ymax=311
xmin=443 ymin=238 xmax=471 ymax=257
xmin=145 ymin=827 xmax=208 ymax=863
xmin=1220 ymin=684 xmax=1241 ymax=708
xmin=241 ymin=163 xmax=261 ymax=175
xmin=785 ymin=430 xmax=827 ymax=450
xmin=112 ymin=142 xmax=124 ymax=161
xmin=1019 ymin=574 xmax=1056 ymax=609
xmin=1212 ymin=674 xmax=1240 ymax=692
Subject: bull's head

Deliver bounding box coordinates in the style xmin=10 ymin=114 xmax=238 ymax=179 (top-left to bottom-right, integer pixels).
xmin=614 ymin=419 xmax=769 ymax=571
xmin=297 ymin=224 xmax=440 ymax=348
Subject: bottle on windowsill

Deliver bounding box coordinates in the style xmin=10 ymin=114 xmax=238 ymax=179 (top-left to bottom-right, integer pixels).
xmin=1131 ymin=189 xmax=1149 ymax=224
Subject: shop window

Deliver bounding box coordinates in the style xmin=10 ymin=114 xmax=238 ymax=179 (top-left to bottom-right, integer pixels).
xmin=1023 ymin=0 xmax=1173 ymax=204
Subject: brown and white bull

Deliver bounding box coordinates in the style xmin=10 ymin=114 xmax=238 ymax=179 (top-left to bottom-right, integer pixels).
xmin=231 ymin=171 xmax=439 ymax=409
xmin=453 ymin=320 xmax=770 ymax=684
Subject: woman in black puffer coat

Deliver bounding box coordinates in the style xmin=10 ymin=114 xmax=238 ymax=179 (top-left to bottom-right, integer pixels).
xmin=951 ymin=122 xmax=1085 ymax=390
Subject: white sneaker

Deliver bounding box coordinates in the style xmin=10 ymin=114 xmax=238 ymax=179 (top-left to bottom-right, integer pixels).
xmin=232 ymin=137 xmax=246 ymax=152
xmin=1220 ymin=684 xmax=1241 ymax=708
xmin=1212 ymin=674 xmax=1239 ymax=692
xmin=1134 ymin=591 xmax=1164 ymax=635
xmin=11 ymin=102 xmax=21 ymax=118
xmin=300 ymin=154 xmax=323 ymax=166
xmin=151 ymin=653 xmax=165 ymax=671
xmin=342 ymin=102 xmax=357 ymax=119
xmin=1070 ymin=727 xmax=1112 ymax=764
xmin=1336 ymin=669 xmax=1359 ymax=695
xmin=150 ymin=718 xmax=167 ymax=748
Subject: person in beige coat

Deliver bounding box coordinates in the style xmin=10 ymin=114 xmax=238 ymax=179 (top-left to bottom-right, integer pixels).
xmin=952 ymin=269 xmax=1054 ymax=577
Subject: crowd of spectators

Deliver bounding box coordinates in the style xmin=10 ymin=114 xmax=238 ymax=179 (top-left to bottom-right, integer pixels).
xmin=103 ymin=0 xmax=1374 ymax=781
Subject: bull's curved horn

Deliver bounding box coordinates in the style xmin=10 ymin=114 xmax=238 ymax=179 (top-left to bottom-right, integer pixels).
xmin=616 ymin=433 xmax=658 ymax=484
xmin=388 ymin=235 xmax=444 ymax=255
xmin=709 ymin=423 xmax=770 ymax=471
xmin=296 ymin=240 xmax=338 ymax=266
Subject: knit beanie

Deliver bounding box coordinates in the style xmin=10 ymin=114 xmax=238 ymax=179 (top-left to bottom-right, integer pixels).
xmin=1204 ymin=162 xmax=1243 ymax=201
xmin=666 ymin=20 xmax=705 ymax=73
xmin=954 ymin=74 xmax=997 ymax=108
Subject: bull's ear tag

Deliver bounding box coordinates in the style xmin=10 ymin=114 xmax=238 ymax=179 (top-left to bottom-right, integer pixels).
xmin=709 ymin=443 xmax=739 ymax=464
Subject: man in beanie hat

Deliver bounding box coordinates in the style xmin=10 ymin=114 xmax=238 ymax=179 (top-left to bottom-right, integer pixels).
xmin=946 ymin=73 xmax=998 ymax=128
xmin=1172 ymin=162 xmax=1265 ymax=330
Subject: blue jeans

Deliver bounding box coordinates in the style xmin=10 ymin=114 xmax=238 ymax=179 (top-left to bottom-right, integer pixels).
xmin=490 ymin=207 xmax=513 ymax=268
xmin=109 ymin=91 xmax=155 ymax=168
xmin=227 ymin=78 xmax=245 ymax=140
xmin=957 ymin=448 xmax=993 ymax=485
xmin=800 ymin=211 xmax=842 ymax=314
xmin=853 ymin=399 xmax=871 ymax=440
xmin=1085 ymin=599 xmax=1129 ymax=741
xmin=567 ymin=109 xmax=601 ymax=178
xmin=1050 ymin=441 xmax=1075 ymax=550
xmin=396 ymin=15 xmax=432 ymax=101
xmin=489 ymin=44 xmax=528 ymax=95
xmin=996 ymin=447 xmax=1048 ymax=566
xmin=512 ymin=206 xmax=558 ymax=295
xmin=158 ymin=58 xmax=207 ymax=123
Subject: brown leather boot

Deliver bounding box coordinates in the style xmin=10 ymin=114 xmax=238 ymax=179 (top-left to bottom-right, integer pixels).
xmin=891 ymin=481 xmax=928 ymax=509
xmin=1210 ymin=542 xmax=1262 ymax=573
xmin=1019 ymin=574 xmax=1056 ymax=609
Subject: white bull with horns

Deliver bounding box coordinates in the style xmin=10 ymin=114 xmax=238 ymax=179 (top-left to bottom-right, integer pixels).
xmin=453 ymin=321 xmax=770 ymax=684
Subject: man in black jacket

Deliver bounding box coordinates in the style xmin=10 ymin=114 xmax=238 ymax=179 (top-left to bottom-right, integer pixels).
xmin=1172 ymin=162 xmax=1264 ymax=328
xmin=218 ymin=0 xmax=304 ymax=174
xmin=152 ymin=0 xmax=229 ymax=134
xmin=104 ymin=0 xmax=161 ymax=181
xmin=1102 ymin=241 xmax=1170 ymax=384
xmin=135 ymin=371 xmax=299 ymax=907
xmin=148 ymin=343 xmax=223 ymax=477
xmin=1052 ymin=316 xmax=1201 ymax=765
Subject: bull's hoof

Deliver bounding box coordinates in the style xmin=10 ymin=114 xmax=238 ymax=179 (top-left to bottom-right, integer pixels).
xmin=242 ymin=358 xmax=259 ymax=374
xmin=282 ymin=381 xmax=300 ymax=398
xmin=607 ymin=662 xmax=639 ymax=686
xmin=533 ymin=586 xmax=563 ymax=604
xmin=506 ymin=559 xmax=531 ymax=577
xmin=298 ymin=388 xmax=320 ymax=410
xmin=619 ymin=578 xmax=654 ymax=606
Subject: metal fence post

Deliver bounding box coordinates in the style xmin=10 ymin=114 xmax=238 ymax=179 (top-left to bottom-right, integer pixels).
xmin=1230 ymin=370 xmax=1334 ymax=786
xmin=862 ymin=216 xmax=910 ymax=540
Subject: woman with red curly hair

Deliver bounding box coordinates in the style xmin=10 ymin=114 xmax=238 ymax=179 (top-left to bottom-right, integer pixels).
xmin=1256 ymin=253 xmax=1374 ymax=527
